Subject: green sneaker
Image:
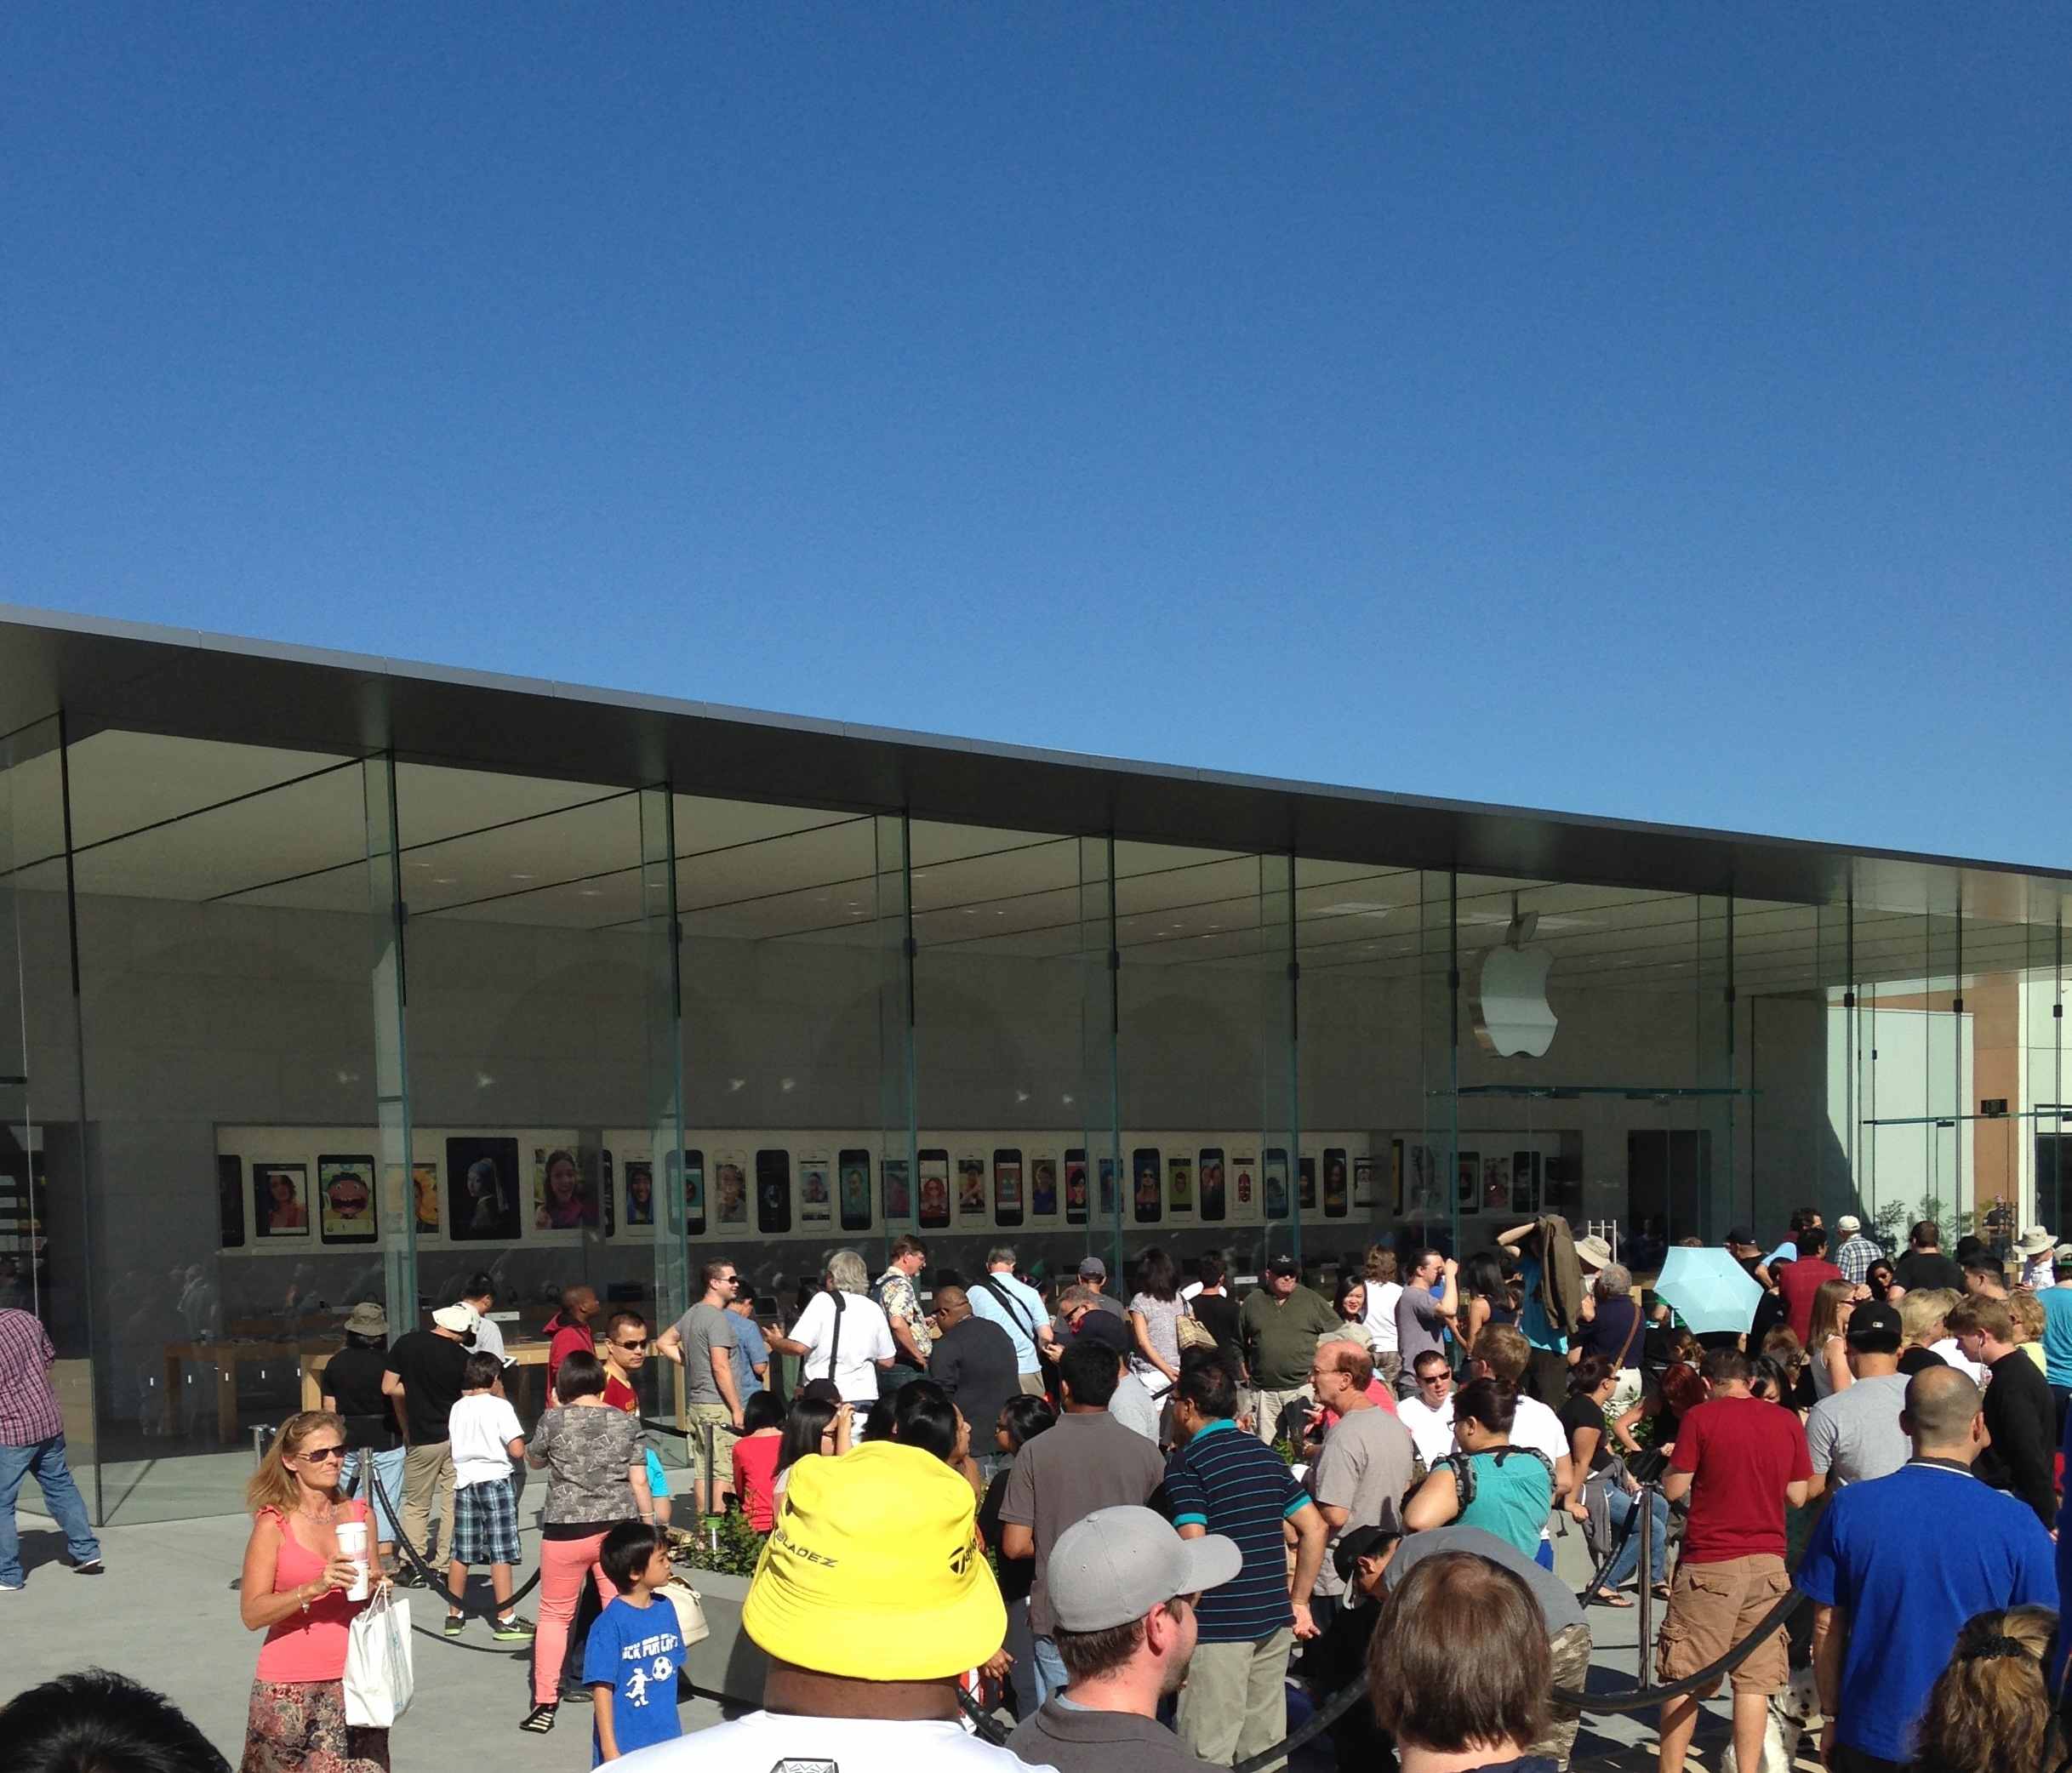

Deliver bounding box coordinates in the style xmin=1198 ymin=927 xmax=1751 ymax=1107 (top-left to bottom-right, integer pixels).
xmin=442 ymin=1613 xmax=465 ymax=1638
xmin=492 ymin=1616 xmax=536 ymax=1642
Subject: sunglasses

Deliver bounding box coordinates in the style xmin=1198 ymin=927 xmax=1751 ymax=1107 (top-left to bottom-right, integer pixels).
xmin=1418 ymin=1374 xmax=1450 ymax=1387
xmin=614 ymin=1338 xmax=649 ymax=1351
xmin=300 ymin=1445 xmax=347 ymax=1462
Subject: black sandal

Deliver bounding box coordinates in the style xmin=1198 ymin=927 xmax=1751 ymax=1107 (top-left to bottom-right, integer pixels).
xmin=520 ymin=1704 xmax=557 ymax=1734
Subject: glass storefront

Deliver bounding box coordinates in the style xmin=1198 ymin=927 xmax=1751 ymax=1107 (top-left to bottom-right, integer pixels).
xmin=2 ymin=714 xmax=2066 ymax=1521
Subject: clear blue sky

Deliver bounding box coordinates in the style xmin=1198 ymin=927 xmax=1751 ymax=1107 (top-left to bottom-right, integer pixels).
xmin=5 ymin=8 xmax=2068 ymax=865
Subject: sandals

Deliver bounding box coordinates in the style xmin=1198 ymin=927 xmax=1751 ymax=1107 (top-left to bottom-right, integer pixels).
xmin=1585 ymin=1588 xmax=1636 ymax=1608
xmin=520 ymin=1704 xmax=557 ymax=1735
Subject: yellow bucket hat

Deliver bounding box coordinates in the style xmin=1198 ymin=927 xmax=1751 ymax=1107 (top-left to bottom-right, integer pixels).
xmin=742 ymin=1439 xmax=1005 ymax=1680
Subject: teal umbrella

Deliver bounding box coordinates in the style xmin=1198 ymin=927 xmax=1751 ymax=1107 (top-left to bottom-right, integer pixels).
xmin=1652 ymin=1246 xmax=1762 ymax=1337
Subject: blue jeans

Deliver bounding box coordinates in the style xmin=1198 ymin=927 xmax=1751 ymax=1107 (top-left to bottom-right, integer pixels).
xmin=1605 ymin=1484 xmax=1671 ymax=1590
xmin=0 ymin=1434 xmax=100 ymax=1587
xmin=342 ymin=1445 xmax=407 ymax=1544
xmin=1032 ymin=1633 xmax=1070 ymax=1705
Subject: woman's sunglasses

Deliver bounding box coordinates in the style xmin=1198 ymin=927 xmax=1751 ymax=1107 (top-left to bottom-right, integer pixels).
xmin=299 ymin=1445 xmax=347 ymax=1462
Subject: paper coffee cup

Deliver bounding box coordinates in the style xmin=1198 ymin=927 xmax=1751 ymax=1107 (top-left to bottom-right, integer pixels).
xmin=336 ymin=1519 xmax=369 ymax=1601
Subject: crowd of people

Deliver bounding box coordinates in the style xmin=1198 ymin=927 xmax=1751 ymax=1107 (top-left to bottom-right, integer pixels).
xmin=11 ymin=1215 xmax=2072 ymax=1772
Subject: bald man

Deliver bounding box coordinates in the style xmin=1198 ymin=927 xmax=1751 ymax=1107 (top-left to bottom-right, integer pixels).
xmin=928 ymin=1284 xmax=1021 ymax=1478
xmin=544 ymin=1284 xmax=600 ymax=1391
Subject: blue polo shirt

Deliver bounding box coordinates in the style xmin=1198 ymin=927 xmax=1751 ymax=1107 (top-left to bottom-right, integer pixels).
xmin=1797 ymin=1461 xmax=2056 ymax=1763
xmin=2036 ymin=1286 xmax=2072 ymax=1388
xmin=1163 ymin=1418 xmax=1310 ymax=1645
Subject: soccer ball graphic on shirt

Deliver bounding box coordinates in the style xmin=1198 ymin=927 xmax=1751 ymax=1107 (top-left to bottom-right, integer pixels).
xmin=1471 ymin=944 xmax=1558 ymax=1058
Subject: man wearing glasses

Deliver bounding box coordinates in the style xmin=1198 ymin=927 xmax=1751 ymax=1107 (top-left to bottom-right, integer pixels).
xmin=602 ymin=1311 xmax=676 ymax=1531
xmin=1396 ymin=1350 xmax=1457 ymax=1469
xmin=657 ymin=1261 xmax=745 ymax=1516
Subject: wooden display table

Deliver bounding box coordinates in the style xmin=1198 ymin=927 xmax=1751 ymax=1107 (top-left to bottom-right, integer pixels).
xmin=299 ymin=1336 xmax=553 ymax=1418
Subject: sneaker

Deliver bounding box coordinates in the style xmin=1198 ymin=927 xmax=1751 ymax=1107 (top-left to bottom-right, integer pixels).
xmin=492 ymin=1616 xmax=536 ymax=1642
xmin=72 ymin=1559 xmax=105 ymax=1576
xmin=0 ymin=1580 xmax=20 ymax=1593
xmin=443 ymin=1614 xmax=465 ymax=1638
xmin=519 ymin=1704 xmax=557 ymax=1735
xmin=392 ymin=1565 xmax=425 ymax=1588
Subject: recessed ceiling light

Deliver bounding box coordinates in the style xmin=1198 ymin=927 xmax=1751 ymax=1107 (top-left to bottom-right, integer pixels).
xmin=433 ymin=876 xmax=457 ymax=885
xmin=510 ymin=872 xmax=534 ymax=881
xmin=579 ymin=888 xmax=602 ymax=898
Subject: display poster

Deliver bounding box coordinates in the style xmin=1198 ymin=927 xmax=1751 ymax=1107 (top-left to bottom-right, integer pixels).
xmin=218 ymin=1154 xmax=246 ymax=1248
xmin=1511 ymin=1149 xmax=1541 ymax=1214
xmin=1390 ymin=1141 xmax=1405 ymax=1215
xmin=1457 ymin=1152 xmax=1479 ymax=1210
xmin=625 ymin=1156 xmax=656 ymax=1227
xmin=1199 ymin=1149 xmax=1225 ymax=1221
xmin=799 ymin=1154 xmax=832 ymax=1227
xmin=1098 ymin=1156 xmax=1119 ymax=1219
xmin=956 ymin=1154 xmax=987 ymax=1221
xmin=756 ymin=1149 xmax=792 ymax=1234
xmin=534 ymin=1146 xmax=599 ymax=1231
xmin=1263 ymin=1149 xmax=1289 ymax=1219
xmin=1167 ymin=1154 xmax=1193 ymax=1216
xmin=1353 ymin=1154 xmax=1373 ymax=1211
xmin=882 ymin=1156 xmax=912 ymax=1223
xmin=1321 ymin=1149 xmax=1348 ymax=1218
xmin=1231 ymin=1153 xmax=1256 ymax=1212
xmin=993 ymin=1149 xmax=1023 ymax=1226
xmin=715 ymin=1153 xmax=747 ymax=1226
xmin=1132 ymin=1148 xmax=1162 ymax=1223
xmin=253 ymin=1162 xmax=310 ymax=1238
xmin=919 ymin=1150 xmax=950 ymax=1228
xmin=1030 ymin=1154 xmax=1058 ymax=1218
xmin=1064 ymin=1151 xmax=1087 ymax=1224
xmin=1299 ymin=1155 xmax=1317 ymax=1212
xmin=839 ymin=1149 xmax=872 ymax=1232
xmin=317 ymin=1155 xmax=378 ymax=1243
xmin=448 ymin=1137 xmax=521 ymax=1240
xmin=1482 ymin=1155 xmax=1510 ymax=1212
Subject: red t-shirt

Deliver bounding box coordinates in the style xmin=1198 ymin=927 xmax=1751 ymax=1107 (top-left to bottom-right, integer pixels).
xmin=733 ymin=1434 xmax=783 ymax=1532
xmin=602 ymin=1373 xmax=638 ymax=1414
xmin=545 ymin=1317 xmax=596 ymax=1391
xmin=1776 ymin=1257 xmax=1845 ymax=1343
xmin=1670 ymin=1394 xmax=1812 ymax=1563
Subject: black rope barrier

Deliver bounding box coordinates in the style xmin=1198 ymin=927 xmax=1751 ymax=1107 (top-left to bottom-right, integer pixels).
xmin=366 ymin=1464 xmax=546 ymax=1622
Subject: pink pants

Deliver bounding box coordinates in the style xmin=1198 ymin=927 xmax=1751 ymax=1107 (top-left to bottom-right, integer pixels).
xmin=533 ymin=1531 xmax=620 ymax=1705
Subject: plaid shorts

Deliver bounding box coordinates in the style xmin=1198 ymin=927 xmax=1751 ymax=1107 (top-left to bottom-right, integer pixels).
xmin=450 ymin=1476 xmax=519 ymax=1567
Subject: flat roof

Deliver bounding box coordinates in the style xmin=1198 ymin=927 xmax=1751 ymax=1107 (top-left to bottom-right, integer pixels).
xmin=3 ymin=601 xmax=2065 ymax=921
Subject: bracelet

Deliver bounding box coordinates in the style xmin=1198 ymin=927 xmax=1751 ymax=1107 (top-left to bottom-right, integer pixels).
xmin=299 ymin=1584 xmax=314 ymax=1614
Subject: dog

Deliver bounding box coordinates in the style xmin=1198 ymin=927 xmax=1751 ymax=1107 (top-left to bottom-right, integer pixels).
xmin=1717 ymin=1662 xmax=1822 ymax=1773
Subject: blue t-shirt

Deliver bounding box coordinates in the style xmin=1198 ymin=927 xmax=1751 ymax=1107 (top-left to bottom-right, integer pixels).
xmin=968 ymin=1272 xmax=1047 ymax=1373
xmin=731 ymin=1313 xmax=770 ymax=1398
xmin=581 ymin=1595 xmax=684 ymax=1764
xmin=1796 ymin=1462 xmax=2056 ymax=1763
xmin=1163 ymin=1418 xmax=1311 ymax=1644
xmin=1442 ymin=1449 xmax=1555 ymax=1560
xmin=2037 ymin=1287 xmax=2072 ymax=1388
xmin=1517 ymin=1257 xmax=1567 ymax=1355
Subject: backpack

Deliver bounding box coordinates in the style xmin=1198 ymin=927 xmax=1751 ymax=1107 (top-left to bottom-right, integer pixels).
xmin=1441 ymin=1445 xmax=1555 ymax=1514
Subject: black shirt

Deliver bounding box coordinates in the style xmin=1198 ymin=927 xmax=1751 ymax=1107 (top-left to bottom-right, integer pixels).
xmin=1577 ymin=1297 xmax=1642 ymax=1369
xmin=1893 ymin=1250 xmax=1966 ymax=1294
xmin=1978 ymin=1348 xmax=2057 ymax=1528
xmin=1555 ymin=1393 xmax=1613 ymax=1474
xmin=979 ymin=1470 xmax=1034 ymax=1604
xmin=323 ymin=1344 xmax=399 ymax=1451
xmin=931 ymin=1315 xmax=1022 ymax=1450
xmin=1190 ymin=1292 xmax=1243 ymax=1370
xmin=382 ymin=1330 xmax=469 ymax=1445
xmin=1898 ymin=1345 xmax=1949 ymax=1377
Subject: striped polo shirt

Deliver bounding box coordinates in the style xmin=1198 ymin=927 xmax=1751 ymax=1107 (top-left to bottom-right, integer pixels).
xmin=1163 ymin=1417 xmax=1310 ymax=1644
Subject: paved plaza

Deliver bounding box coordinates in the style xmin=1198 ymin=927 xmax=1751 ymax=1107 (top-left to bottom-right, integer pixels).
xmin=2 ymin=1496 xmax=1765 ymax=1772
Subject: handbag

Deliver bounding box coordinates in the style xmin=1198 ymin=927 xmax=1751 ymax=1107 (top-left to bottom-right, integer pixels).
xmin=659 ymin=1576 xmax=711 ymax=1648
xmin=1176 ymin=1309 xmax=1217 ymax=1354
xmin=342 ymin=1586 xmax=414 ymax=1729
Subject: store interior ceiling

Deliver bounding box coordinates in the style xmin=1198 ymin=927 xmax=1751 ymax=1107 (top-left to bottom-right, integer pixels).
xmin=1 ymin=730 xmax=2059 ymax=999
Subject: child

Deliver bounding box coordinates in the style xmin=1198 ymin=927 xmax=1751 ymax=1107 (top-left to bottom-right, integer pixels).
xmin=601 ymin=1309 xmax=675 ymax=1531
xmin=444 ymin=1351 xmax=533 ymax=1641
xmin=731 ymin=1390 xmax=786 ymax=1531
xmin=582 ymin=1521 xmax=684 ymax=1764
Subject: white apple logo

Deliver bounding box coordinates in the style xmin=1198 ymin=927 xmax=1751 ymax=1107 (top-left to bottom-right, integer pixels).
xmin=1472 ymin=945 xmax=1558 ymax=1058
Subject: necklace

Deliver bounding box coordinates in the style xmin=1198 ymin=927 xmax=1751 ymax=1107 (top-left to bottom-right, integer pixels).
xmin=296 ymin=1497 xmax=336 ymax=1524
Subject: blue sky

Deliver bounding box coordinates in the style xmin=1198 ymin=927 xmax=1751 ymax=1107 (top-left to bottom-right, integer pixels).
xmin=5 ymin=8 xmax=2068 ymax=865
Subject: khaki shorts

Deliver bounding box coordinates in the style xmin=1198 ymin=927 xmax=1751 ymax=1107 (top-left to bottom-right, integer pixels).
xmin=1656 ymin=1553 xmax=1789 ymax=1697
xmin=687 ymin=1402 xmax=734 ymax=1487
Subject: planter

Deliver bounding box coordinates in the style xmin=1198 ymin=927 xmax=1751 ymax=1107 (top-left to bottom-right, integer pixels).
xmin=676 ymin=1568 xmax=768 ymax=1707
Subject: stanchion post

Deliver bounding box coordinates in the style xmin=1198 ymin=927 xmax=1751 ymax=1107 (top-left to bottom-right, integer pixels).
xmin=702 ymin=1418 xmax=716 ymax=1516
xmin=1635 ymin=1482 xmax=1655 ymax=1685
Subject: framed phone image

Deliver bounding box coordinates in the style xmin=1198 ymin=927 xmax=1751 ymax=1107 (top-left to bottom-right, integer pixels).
xmin=993 ymin=1149 xmax=1024 ymax=1226
xmin=715 ymin=1153 xmax=748 ymax=1226
xmin=217 ymin=1154 xmax=246 ymax=1248
xmin=1458 ymin=1151 xmax=1479 ymax=1209
xmin=1511 ymin=1149 xmax=1541 ymax=1214
xmin=918 ymin=1149 xmax=950 ymax=1229
xmin=756 ymin=1149 xmax=792 ymax=1234
xmin=1353 ymin=1154 xmax=1373 ymax=1211
xmin=253 ymin=1162 xmax=310 ymax=1239
xmin=956 ymin=1153 xmax=987 ymax=1221
xmin=799 ymin=1154 xmax=831 ymax=1227
xmin=1167 ymin=1154 xmax=1192 ymax=1216
xmin=1263 ymin=1149 xmax=1289 ymax=1220
xmin=839 ymin=1149 xmax=872 ymax=1232
xmin=1198 ymin=1148 xmax=1225 ymax=1222
xmin=534 ymin=1146 xmax=599 ymax=1232
xmin=1321 ymin=1148 xmax=1348 ymax=1218
xmin=1482 ymin=1155 xmax=1510 ymax=1212
xmin=1030 ymin=1154 xmax=1058 ymax=1218
xmin=882 ymin=1156 xmax=912 ymax=1223
xmin=318 ymin=1154 xmax=378 ymax=1244
xmin=1064 ymin=1150 xmax=1087 ymax=1225
xmin=1231 ymin=1153 xmax=1256 ymax=1216
xmin=624 ymin=1156 xmax=655 ymax=1228
xmin=1391 ymin=1140 xmax=1405 ymax=1215
xmin=1132 ymin=1148 xmax=1162 ymax=1223
xmin=1298 ymin=1155 xmax=1316 ymax=1213
xmin=1098 ymin=1157 xmax=1119 ymax=1219
xmin=664 ymin=1149 xmax=705 ymax=1237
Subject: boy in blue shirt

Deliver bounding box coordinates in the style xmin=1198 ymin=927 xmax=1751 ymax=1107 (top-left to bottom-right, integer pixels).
xmin=581 ymin=1522 xmax=683 ymax=1764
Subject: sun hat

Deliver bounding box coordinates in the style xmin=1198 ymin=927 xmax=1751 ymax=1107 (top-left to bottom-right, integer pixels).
xmin=742 ymin=1439 xmax=1004 ymax=1679
xmin=1047 ymin=1506 xmax=1241 ymax=1632
xmin=1575 ymin=1235 xmax=1613 ymax=1270
xmin=2017 ymin=1227 xmax=2056 ymax=1257
xmin=342 ymin=1301 xmax=389 ymax=1337
xmin=431 ymin=1302 xmax=480 ymax=1334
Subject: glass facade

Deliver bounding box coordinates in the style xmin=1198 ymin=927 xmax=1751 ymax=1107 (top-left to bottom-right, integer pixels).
xmin=3 ymin=709 xmax=2067 ymax=1521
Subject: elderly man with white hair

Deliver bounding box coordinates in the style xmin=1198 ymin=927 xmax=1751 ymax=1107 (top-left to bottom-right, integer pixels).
xmin=1572 ymin=1261 xmax=1645 ymax=1413
xmin=768 ymin=1248 xmax=897 ymax=1404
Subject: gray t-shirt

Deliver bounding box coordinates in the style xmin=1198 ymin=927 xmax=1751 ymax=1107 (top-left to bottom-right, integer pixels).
xmin=1385 ymin=1523 xmax=1585 ymax=1635
xmin=671 ymin=1300 xmax=737 ymax=1406
xmin=999 ymin=1411 xmax=1167 ymax=1638
xmin=1307 ymin=1405 xmax=1418 ymax=1596
xmin=1396 ymin=1286 xmax=1447 ymax=1372
xmin=1805 ymin=1371 xmax=1911 ymax=1491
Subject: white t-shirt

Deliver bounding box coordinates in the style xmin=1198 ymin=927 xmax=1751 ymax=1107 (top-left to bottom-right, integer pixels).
xmin=1506 ymin=1394 xmax=1568 ymax=1547
xmin=1364 ymin=1282 xmax=1405 ymax=1355
xmin=793 ymin=1290 xmax=896 ymax=1402
xmin=448 ymin=1392 xmax=524 ymax=1488
xmin=616 ymin=1712 xmax=1050 ymax=1773
xmin=1397 ymin=1393 xmax=1456 ymax=1468
xmin=471 ymin=1314 xmax=510 ymax=1365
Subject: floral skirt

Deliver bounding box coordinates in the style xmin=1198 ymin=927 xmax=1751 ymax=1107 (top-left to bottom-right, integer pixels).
xmin=240 ymin=1679 xmax=390 ymax=1773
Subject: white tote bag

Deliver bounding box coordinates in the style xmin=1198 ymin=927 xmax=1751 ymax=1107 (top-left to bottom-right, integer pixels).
xmin=659 ymin=1576 xmax=711 ymax=1648
xmin=343 ymin=1587 xmax=414 ymax=1729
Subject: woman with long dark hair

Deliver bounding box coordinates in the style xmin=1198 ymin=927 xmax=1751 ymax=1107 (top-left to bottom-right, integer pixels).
xmin=977 ymin=1394 xmax=1056 ymax=1719
xmin=1127 ymin=1245 xmax=1184 ymax=1387
xmin=237 ymin=1410 xmax=387 ymax=1773
xmin=1458 ymin=1250 xmax=1516 ymax=1357
xmin=773 ymin=1389 xmax=853 ymax=1507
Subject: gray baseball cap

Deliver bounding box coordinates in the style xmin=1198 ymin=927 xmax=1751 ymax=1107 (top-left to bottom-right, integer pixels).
xmin=1077 ymin=1256 xmax=1107 ymax=1280
xmin=1047 ymin=1505 xmax=1241 ymax=1632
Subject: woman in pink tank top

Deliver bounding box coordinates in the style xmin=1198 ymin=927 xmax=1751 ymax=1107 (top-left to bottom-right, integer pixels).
xmin=237 ymin=1409 xmax=389 ymax=1773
